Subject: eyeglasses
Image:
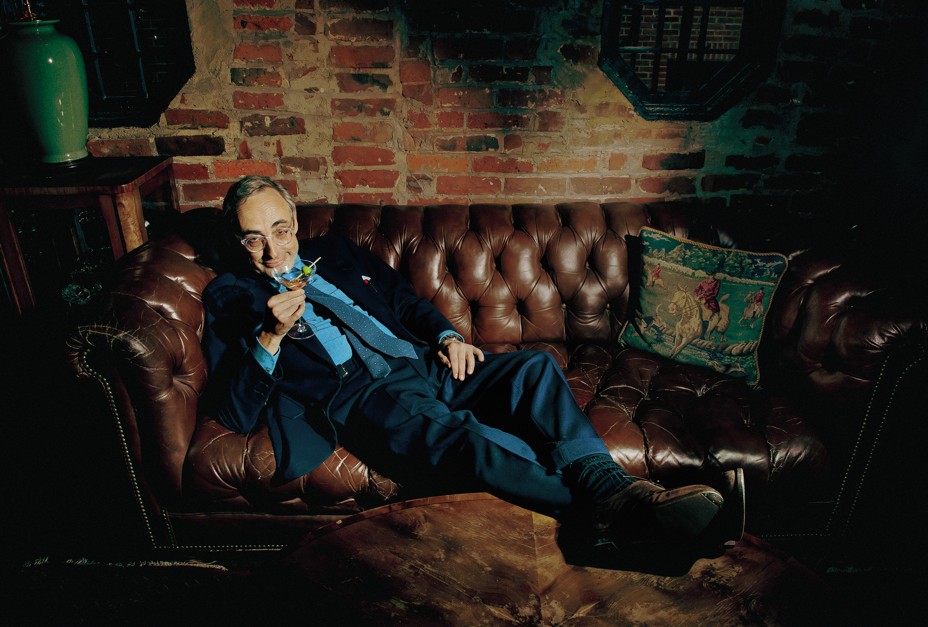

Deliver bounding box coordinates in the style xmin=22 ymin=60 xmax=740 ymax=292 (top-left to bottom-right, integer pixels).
xmin=240 ymin=226 xmax=295 ymax=252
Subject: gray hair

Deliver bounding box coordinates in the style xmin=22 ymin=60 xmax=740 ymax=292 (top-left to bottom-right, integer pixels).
xmin=221 ymin=175 xmax=296 ymax=232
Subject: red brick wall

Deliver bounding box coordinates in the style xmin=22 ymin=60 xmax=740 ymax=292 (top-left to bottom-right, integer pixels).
xmin=82 ymin=0 xmax=926 ymax=217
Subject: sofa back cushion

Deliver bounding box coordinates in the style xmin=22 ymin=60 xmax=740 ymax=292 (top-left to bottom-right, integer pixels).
xmin=292 ymin=202 xmax=673 ymax=347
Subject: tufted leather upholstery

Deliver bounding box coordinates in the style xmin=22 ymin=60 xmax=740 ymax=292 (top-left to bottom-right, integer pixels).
xmin=66 ymin=201 xmax=927 ymax=552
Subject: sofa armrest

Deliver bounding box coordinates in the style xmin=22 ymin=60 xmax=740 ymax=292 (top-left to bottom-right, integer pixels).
xmin=65 ymin=236 xmax=214 ymax=504
xmin=762 ymin=248 xmax=928 ymax=413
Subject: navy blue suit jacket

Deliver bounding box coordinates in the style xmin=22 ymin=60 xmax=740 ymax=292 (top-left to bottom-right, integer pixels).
xmin=201 ymin=235 xmax=457 ymax=482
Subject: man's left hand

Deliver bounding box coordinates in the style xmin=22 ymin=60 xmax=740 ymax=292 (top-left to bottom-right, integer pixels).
xmin=437 ymin=339 xmax=485 ymax=381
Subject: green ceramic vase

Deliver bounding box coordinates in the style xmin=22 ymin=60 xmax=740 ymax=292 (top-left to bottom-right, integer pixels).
xmin=6 ymin=19 xmax=89 ymax=164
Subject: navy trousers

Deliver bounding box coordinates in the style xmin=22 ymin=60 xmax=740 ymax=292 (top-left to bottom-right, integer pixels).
xmin=336 ymin=348 xmax=610 ymax=516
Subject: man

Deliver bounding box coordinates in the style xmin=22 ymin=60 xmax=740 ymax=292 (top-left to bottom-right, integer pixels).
xmin=694 ymin=274 xmax=722 ymax=314
xmin=202 ymin=176 xmax=743 ymax=560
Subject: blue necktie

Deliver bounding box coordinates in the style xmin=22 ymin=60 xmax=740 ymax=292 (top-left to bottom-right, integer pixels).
xmin=303 ymin=282 xmax=417 ymax=378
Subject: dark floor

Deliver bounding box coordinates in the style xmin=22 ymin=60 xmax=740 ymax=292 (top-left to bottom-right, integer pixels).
xmin=4 ymin=306 xmax=925 ymax=625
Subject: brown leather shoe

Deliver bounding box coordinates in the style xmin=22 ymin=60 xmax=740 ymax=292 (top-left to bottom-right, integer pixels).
xmin=593 ymin=480 xmax=724 ymax=544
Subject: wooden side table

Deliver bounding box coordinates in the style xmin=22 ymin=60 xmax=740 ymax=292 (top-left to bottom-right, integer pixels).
xmin=0 ymin=156 xmax=177 ymax=314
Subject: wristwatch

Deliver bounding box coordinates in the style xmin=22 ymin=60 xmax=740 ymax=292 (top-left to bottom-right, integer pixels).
xmin=439 ymin=332 xmax=464 ymax=347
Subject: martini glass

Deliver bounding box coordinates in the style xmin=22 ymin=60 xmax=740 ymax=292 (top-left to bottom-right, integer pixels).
xmin=272 ymin=257 xmax=320 ymax=339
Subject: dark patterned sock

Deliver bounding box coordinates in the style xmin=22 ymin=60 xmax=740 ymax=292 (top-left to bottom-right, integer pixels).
xmin=565 ymin=454 xmax=637 ymax=503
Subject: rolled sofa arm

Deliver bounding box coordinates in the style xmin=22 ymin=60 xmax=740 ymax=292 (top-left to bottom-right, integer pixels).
xmin=65 ymin=236 xmax=214 ymax=504
xmin=762 ymin=246 xmax=927 ymax=413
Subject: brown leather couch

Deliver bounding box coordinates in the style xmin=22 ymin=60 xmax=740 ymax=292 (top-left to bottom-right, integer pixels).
xmin=65 ymin=200 xmax=927 ymax=554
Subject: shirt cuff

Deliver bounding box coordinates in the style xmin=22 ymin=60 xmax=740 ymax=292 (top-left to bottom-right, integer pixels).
xmin=251 ymin=339 xmax=280 ymax=374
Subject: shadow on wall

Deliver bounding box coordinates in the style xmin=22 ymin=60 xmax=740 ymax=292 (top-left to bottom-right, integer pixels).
xmin=832 ymin=13 xmax=928 ymax=259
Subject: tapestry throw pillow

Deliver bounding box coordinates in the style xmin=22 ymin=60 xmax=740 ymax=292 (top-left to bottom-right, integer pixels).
xmin=619 ymin=227 xmax=789 ymax=385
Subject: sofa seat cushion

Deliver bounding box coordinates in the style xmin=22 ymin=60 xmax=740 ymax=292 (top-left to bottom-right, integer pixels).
xmin=183 ymin=418 xmax=401 ymax=514
xmin=182 ymin=339 xmax=829 ymax=517
xmin=580 ymin=345 xmax=831 ymax=498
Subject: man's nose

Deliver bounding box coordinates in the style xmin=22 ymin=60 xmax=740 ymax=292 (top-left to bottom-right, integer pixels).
xmin=263 ymin=238 xmax=284 ymax=259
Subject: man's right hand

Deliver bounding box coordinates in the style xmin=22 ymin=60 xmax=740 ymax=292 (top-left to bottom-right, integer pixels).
xmin=257 ymin=289 xmax=306 ymax=354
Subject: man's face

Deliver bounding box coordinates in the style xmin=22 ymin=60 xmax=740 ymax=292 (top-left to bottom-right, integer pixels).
xmin=235 ymin=188 xmax=299 ymax=280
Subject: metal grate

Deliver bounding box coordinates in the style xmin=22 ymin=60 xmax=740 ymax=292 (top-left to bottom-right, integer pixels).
xmin=618 ymin=1 xmax=744 ymax=92
xmin=599 ymin=0 xmax=784 ymax=120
